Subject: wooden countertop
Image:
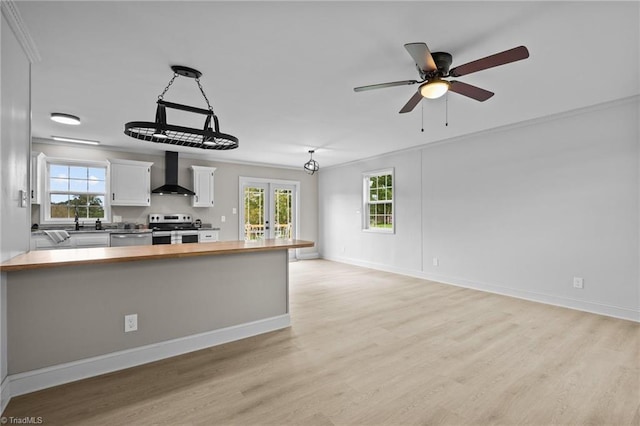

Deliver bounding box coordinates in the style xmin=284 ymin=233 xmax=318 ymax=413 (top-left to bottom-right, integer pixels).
xmin=0 ymin=239 xmax=315 ymax=272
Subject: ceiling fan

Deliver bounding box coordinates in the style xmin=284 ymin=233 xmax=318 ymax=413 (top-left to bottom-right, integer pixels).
xmin=354 ymin=43 xmax=529 ymax=114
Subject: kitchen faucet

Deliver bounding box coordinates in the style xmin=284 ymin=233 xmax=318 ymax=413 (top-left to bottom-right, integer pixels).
xmin=74 ymin=207 xmax=80 ymax=231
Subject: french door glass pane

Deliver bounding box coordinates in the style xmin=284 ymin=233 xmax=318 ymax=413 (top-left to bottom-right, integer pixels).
xmin=244 ymin=186 xmax=265 ymax=241
xmin=274 ymin=188 xmax=293 ymax=240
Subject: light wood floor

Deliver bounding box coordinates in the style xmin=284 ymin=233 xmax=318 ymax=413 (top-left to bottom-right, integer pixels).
xmin=4 ymin=259 xmax=639 ymax=425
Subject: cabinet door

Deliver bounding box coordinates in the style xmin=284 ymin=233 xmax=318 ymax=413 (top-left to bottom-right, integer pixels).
xmin=191 ymin=166 xmax=216 ymax=207
xmin=31 ymin=235 xmax=72 ymax=250
xmin=110 ymin=160 xmax=153 ymax=206
xmin=30 ymin=152 xmax=45 ymax=204
xmin=72 ymin=233 xmax=110 ymax=248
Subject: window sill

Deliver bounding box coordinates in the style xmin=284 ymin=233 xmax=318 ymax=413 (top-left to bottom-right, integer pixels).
xmin=362 ymin=228 xmax=395 ymax=234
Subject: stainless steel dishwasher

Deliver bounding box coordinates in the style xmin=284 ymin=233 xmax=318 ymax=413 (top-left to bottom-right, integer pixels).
xmin=109 ymin=232 xmax=152 ymax=247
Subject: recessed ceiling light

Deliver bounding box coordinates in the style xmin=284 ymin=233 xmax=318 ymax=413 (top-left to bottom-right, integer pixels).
xmin=51 ymin=136 xmax=99 ymax=145
xmin=50 ymin=113 xmax=81 ymax=125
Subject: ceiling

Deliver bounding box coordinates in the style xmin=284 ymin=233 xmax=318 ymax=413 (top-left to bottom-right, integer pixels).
xmin=14 ymin=1 xmax=640 ymax=169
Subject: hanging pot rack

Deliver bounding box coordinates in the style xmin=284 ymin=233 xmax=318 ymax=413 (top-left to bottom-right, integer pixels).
xmin=124 ymin=65 xmax=239 ymax=150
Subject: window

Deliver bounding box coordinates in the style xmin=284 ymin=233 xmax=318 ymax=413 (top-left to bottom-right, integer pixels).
xmin=363 ymin=169 xmax=394 ymax=233
xmin=44 ymin=159 xmax=109 ymax=223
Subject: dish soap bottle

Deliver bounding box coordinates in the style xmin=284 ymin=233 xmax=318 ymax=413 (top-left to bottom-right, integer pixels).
xmin=95 ymin=218 xmax=102 ymax=230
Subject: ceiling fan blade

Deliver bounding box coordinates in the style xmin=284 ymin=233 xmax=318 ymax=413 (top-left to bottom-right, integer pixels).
xmin=404 ymin=42 xmax=437 ymax=73
xmin=449 ymin=46 xmax=529 ymax=77
xmin=448 ymin=81 xmax=494 ymax=102
xmin=354 ymin=80 xmax=419 ymax=92
xmin=399 ymin=91 xmax=423 ymax=114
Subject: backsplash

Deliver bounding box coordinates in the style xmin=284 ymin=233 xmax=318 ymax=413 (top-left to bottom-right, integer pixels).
xmin=32 ymin=196 xmax=220 ymax=228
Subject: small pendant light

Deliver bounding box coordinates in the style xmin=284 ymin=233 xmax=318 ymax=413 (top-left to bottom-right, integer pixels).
xmin=304 ymin=150 xmax=319 ymax=175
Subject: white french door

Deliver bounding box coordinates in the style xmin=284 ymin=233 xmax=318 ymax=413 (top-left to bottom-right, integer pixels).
xmin=239 ymin=177 xmax=299 ymax=247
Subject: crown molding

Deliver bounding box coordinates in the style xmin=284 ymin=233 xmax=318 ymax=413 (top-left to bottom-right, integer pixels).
xmin=1 ymin=0 xmax=41 ymax=63
xmin=323 ymin=94 xmax=640 ymax=171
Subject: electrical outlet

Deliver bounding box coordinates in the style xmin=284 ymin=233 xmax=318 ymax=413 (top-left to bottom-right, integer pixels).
xmin=221 ymin=215 xmax=226 ymax=223
xmin=573 ymin=277 xmax=584 ymax=289
xmin=124 ymin=314 xmax=138 ymax=332
xmin=232 ymin=208 xmax=237 ymax=215
xmin=433 ymin=257 xmax=439 ymax=266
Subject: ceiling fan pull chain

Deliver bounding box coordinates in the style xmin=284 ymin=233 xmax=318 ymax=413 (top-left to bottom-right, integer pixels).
xmin=421 ymin=101 xmax=424 ymax=133
xmin=195 ymin=78 xmax=215 ymax=113
xmin=445 ymin=92 xmax=449 ymax=127
xmin=157 ymin=73 xmax=179 ymax=100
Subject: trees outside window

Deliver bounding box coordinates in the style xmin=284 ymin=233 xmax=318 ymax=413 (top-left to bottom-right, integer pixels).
xmin=363 ymin=169 xmax=394 ymax=233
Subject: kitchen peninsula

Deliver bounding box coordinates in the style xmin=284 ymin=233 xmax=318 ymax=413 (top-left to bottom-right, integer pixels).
xmin=1 ymin=239 xmax=313 ymax=396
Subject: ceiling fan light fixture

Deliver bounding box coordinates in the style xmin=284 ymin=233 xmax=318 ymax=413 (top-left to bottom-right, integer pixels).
xmin=420 ymin=79 xmax=450 ymax=99
xmin=304 ymin=150 xmax=319 ymax=175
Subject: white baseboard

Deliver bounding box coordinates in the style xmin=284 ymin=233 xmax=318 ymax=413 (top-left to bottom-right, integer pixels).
xmin=323 ymin=255 xmax=640 ymax=323
xmin=1 ymin=376 xmax=10 ymax=414
xmin=8 ymin=314 xmax=290 ymax=398
xmin=297 ymin=251 xmax=320 ymax=260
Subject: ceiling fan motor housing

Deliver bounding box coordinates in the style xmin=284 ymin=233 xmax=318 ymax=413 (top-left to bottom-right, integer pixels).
xmin=430 ymin=52 xmax=453 ymax=76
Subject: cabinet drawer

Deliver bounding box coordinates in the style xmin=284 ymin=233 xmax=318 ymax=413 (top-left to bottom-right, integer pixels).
xmin=198 ymin=230 xmax=219 ymax=242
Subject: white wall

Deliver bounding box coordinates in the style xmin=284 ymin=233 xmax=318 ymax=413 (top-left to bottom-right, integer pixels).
xmin=31 ymin=143 xmax=319 ymax=257
xmin=1 ymin=7 xmax=32 ymax=411
xmin=320 ymin=98 xmax=639 ymax=321
xmin=319 ymin=149 xmax=423 ymax=272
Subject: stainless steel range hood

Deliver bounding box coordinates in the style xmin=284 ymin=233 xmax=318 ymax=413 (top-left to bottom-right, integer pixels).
xmin=152 ymin=151 xmax=195 ymax=196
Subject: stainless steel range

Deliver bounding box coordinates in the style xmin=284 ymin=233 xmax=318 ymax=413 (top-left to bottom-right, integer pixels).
xmin=149 ymin=213 xmax=199 ymax=244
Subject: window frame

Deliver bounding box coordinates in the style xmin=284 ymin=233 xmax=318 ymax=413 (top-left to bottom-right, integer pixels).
xmin=41 ymin=157 xmax=111 ymax=224
xmin=362 ymin=168 xmax=395 ymax=234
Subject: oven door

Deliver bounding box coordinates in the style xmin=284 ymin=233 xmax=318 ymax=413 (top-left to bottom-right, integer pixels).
xmin=175 ymin=230 xmax=199 ymax=244
xmin=152 ymin=231 xmax=172 ymax=245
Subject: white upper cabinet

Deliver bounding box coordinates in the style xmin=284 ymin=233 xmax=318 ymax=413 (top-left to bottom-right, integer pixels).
xmin=191 ymin=166 xmax=216 ymax=207
xmin=108 ymin=159 xmax=153 ymax=206
xmin=31 ymin=152 xmax=45 ymax=204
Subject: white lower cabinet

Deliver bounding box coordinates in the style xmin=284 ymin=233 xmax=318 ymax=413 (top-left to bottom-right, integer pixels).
xmin=31 ymin=234 xmax=72 ymax=250
xmin=198 ymin=229 xmax=219 ymax=242
xmin=72 ymin=233 xmax=110 ymax=248
xmin=31 ymin=232 xmax=110 ymax=250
